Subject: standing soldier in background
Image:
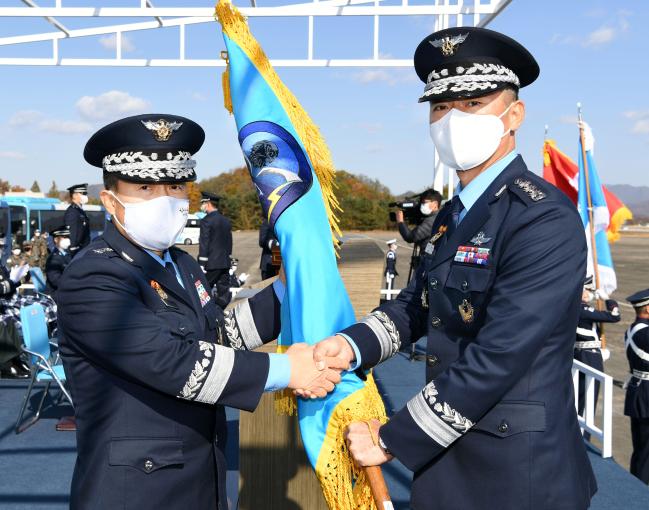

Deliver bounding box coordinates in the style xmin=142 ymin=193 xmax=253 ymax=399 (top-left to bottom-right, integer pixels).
xmin=64 ymin=183 xmax=90 ymax=257
xmin=259 ymin=218 xmax=280 ymax=280
xmin=30 ymin=229 xmax=49 ymax=271
xmin=45 ymin=226 xmax=72 ymax=302
xmin=624 ymin=289 xmax=649 ymax=484
xmin=198 ymin=191 xmax=233 ymax=307
xmin=575 ymin=275 xmax=620 ymax=418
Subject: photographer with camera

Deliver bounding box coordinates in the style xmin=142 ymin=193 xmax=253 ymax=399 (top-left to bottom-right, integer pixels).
xmin=392 ymin=188 xmax=442 ymax=281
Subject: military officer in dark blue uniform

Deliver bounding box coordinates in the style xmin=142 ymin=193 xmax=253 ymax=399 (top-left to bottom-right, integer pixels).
xmin=64 ymin=183 xmax=90 ymax=257
xmin=574 ymin=275 xmax=620 ymax=418
xmin=259 ymin=218 xmax=280 ymax=280
xmin=624 ymin=289 xmax=649 ymax=484
xmin=198 ymin=192 xmax=233 ymax=307
xmin=313 ymin=27 xmax=597 ymax=510
xmin=44 ymin=225 xmax=72 ymax=301
xmin=57 ymin=114 xmax=344 ymax=510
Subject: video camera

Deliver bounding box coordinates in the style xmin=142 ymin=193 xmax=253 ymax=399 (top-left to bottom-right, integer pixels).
xmin=389 ymin=199 xmax=422 ymax=224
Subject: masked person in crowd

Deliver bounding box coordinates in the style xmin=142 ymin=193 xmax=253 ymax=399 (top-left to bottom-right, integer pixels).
xmin=396 ymin=189 xmax=443 ymax=263
xmin=64 ymin=183 xmax=90 ymax=257
xmin=197 ymin=191 xmax=233 ymax=308
xmin=312 ymin=27 xmax=597 ymax=510
xmin=56 ymin=114 xmax=345 ymax=510
xmin=31 ymin=228 xmax=49 ymax=271
xmin=45 ymin=226 xmax=72 ymax=302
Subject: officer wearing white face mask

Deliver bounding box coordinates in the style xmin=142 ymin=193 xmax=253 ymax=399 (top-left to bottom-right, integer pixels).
xmin=56 ymin=114 xmax=344 ymax=510
xmin=313 ymin=27 xmax=597 ymax=510
xmin=45 ymin=225 xmax=72 ymax=301
xmin=64 ymin=183 xmax=90 ymax=257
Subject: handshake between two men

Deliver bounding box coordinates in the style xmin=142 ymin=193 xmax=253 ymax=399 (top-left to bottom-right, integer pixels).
xmin=285 ymin=335 xmax=394 ymax=468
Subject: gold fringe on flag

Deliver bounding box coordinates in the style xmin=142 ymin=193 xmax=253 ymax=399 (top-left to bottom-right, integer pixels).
xmin=215 ymin=0 xmax=342 ymax=249
xmin=215 ymin=2 xmax=388 ymax=507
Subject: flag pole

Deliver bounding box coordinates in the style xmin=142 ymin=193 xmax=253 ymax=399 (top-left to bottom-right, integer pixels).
xmin=577 ymin=103 xmax=606 ymax=350
xmin=364 ymin=466 xmax=393 ymax=509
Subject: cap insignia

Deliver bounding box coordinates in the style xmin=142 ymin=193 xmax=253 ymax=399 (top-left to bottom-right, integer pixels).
xmin=430 ymin=33 xmax=468 ymax=57
xmin=141 ymin=119 xmax=183 ymax=142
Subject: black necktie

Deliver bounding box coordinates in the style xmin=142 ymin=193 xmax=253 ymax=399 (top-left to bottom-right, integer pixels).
xmin=165 ymin=261 xmax=177 ymax=279
xmin=446 ymin=196 xmax=463 ymax=237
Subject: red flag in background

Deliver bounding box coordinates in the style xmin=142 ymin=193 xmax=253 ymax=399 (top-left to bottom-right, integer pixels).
xmin=543 ymin=140 xmax=633 ymax=242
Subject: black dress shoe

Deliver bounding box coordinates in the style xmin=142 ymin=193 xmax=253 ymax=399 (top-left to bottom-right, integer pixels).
xmin=1 ymin=364 xmax=30 ymax=379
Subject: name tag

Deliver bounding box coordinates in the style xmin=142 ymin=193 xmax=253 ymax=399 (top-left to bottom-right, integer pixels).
xmin=454 ymin=246 xmax=490 ymax=266
xmin=195 ymin=280 xmax=211 ymax=307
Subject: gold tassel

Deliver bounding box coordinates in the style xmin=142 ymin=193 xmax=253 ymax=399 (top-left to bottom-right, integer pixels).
xmin=222 ymin=63 xmax=232 ymax=115
xmin=315 ymin=373 xmax=387 ymax=510
xmin=215 ymin=0 xmax=343 ymax=250
xmin=273 ymin=344 xmax=297 ymax=416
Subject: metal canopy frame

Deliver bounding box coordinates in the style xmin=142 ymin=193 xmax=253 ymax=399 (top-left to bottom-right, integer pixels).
xmin=0 ymin=0 xmax=511 ymax=67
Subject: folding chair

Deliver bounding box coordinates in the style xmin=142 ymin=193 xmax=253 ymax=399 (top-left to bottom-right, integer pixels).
xmin=29 ymin=267 xmax=47 ymax=293
xmin=15 ymin=304 xmax=73 ymax=434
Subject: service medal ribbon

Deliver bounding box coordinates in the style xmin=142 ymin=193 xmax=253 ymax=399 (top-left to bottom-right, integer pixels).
xmin=195 ymin=280 xmax=211 ymax=307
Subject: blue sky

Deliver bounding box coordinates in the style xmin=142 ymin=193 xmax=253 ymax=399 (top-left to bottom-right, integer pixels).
xmin=1 ymin=0 xmax=647 ymax=195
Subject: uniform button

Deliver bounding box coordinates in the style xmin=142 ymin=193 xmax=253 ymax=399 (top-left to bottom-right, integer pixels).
xmin=426 ymin=354 xmax=439 ymax=367
xmin=431 ymin=317 xmax=442 ymax=328
xmin=144 ymin=459 xmax=154 ymax=472
xmin=429 ymin=278 xmax=438 ymax=290
xmin=498 ymin=421 xmax=509 ymax=433
xmin=461 ymin=280 xmax=469 ymax=291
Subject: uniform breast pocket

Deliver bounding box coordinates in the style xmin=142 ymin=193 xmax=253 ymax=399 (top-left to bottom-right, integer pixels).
xmin=155 ymin=309 xmax=196 ymax=340
xmin=444 ymin=265 xmax=493 ymax=327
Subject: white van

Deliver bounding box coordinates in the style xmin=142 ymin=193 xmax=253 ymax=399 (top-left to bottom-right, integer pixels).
xmin=176 ymin=214 xmax=203 ymax=245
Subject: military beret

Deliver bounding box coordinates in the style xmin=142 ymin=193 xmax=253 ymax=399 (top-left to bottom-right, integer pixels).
xmin=414 ymin=26 xmax=539 ymax=103
xmin=84 ymin=114 xmax=205 ymax=183
xmin=67 ymin=183 xmax=88 ymax=194
xmin=200 ymin=191 xmax=221 ymax=203
xmin=627 ymin=289 xmax=649 ymax=308
xmin=50 ymin=225 xmax=70 ymax=237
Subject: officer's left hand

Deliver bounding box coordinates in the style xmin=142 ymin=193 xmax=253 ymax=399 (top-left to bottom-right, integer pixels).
xmin=594 ymin=288 xmax=609 ymax=301
xmin=345 ymin=419 xmax=393 ymax=467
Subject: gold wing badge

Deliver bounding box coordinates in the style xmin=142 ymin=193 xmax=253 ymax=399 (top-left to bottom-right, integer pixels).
xmin=430 ymin=33 xmax=468 ymax=57
xmin=141 ymin=119 xmax=183 ymax=142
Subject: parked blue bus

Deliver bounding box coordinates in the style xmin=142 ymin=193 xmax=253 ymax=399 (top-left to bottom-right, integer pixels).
xmin=2 ymin=195 xmax=106 ymax=248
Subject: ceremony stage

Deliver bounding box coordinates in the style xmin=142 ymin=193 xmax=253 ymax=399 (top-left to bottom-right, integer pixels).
xmin=1 ymin=234 xmax=648 ymax=509
xmin=1 ymin=352 xmax=648 ymax=510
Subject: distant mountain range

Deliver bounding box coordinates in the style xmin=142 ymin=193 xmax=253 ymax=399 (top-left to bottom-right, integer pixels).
xmin=607 ymin=185 xmax=649 ymax=219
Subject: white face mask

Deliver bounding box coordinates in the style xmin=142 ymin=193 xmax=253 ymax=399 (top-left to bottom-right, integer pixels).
xmin=58 ymin=238 xmax=71 ymax=250
xmin=12 ymin=249 xmax=20 ymax=256
xmin=429 ymin=103 xmax=514 ymax=171
xmin=420 ymin=203 xmax=434 ymax=216
xmin=79 ymin=194 xmax=89 ymax=205
xmin=110 ymin=192 xmax=189 ymax=251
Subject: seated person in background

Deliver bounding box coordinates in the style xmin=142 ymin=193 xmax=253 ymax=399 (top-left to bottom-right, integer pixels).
xmin=45 ymin=226 xmax=72 ymax=301
xmin=0 ymin=263 xmax=29 ymax=379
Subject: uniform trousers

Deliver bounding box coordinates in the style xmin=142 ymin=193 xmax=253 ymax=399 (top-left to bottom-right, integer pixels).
xmin=631 ymin=418 xmax=649 ymax=483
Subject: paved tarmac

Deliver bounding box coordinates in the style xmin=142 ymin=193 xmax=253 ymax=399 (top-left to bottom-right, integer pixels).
xmin=188 ymin=229 xmax=647 ymax=477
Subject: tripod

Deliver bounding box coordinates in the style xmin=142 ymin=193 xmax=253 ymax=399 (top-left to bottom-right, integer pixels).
xmin=406 ymin=244 xmax=420 ymax=286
